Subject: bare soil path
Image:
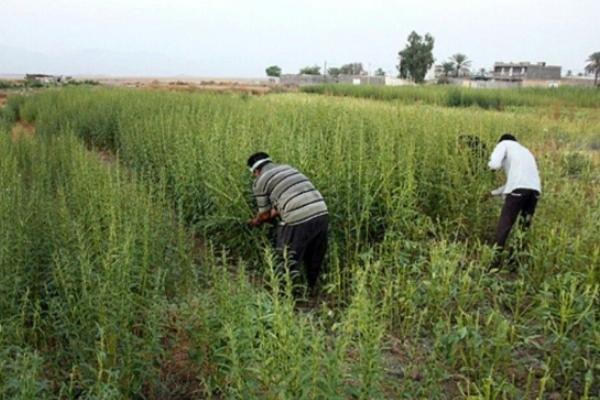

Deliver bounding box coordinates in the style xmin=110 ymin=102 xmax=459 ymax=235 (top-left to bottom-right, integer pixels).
xmin=10 ymin=121 xmax=35 ymax=141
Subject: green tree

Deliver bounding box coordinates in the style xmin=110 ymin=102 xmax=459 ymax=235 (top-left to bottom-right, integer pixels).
xmin=299 ymin=65 xmax=321 ymax=75
xmin=265 ymin=65 xmax=282 ymax=77
xmin=374 ymin=68 xmax=386 ymax=77
xmin=442 ymin=62 xmax=455 ymax=77
xmin=449 ymin=53 xmax=471 ymax=77
xmin=585 ymin=51 xmax=600 ymax=86
xmin=327 ymin=67 xmax=341 ymax=77
xmin=397 ymin=31 xmax=435 ymax=83
xmin=339 ymin=63 xmax=365 ymax=75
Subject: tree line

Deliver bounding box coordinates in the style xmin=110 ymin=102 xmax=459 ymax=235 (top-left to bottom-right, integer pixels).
xmin=266 ymin=63 xmax=385 ymax=78
xmin=266 ymin=33 xmax=600 ymax=86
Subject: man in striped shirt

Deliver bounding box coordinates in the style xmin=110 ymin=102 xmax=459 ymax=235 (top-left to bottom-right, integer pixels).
xmin=247 ymin=152 xmax=328 ymax=288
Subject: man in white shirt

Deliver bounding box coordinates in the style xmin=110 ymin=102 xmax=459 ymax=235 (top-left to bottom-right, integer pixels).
xmin=488 ymin=134 xmax=541 ymax=263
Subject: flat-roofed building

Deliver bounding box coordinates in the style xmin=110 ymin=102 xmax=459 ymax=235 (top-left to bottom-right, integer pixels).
xmin=493 ymin=62 xmax=561 ymax=81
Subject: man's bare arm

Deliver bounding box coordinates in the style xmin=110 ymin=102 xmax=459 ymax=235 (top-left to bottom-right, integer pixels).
xmin=248 ymin=208 xmax=280 ymax=227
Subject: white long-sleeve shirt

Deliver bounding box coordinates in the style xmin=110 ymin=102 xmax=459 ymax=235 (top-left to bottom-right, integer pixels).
xmin=488 ymin=140 xmax=541 ymax=196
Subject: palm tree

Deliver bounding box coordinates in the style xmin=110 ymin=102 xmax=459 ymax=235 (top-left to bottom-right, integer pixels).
xmin=585 ymin=51 xmax=600 ymax=86
xmin=450 ymin=53 xmax=471 ymax=77
xmin=442 ymin=62 xmax=455 ymax=77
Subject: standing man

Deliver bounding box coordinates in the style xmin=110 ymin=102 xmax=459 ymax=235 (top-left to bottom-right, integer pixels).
xmin=247 ymin=152 xmax=328 ymax=288
xmin=488 ymin=134 xmax=541 ymax=269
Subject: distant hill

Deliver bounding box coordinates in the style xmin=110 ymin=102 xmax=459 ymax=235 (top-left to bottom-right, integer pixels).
xmin=0 ymin=45 xmax=57 ymax=75
xmin=0 ymin=45 xmax=206 ymax=76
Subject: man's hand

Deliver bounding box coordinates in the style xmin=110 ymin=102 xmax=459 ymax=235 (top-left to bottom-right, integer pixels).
xmin=269 ymin=209 xmax=280 ymax=220
xmin=247 ymin=217 xmax=261 ymax=228
xmin=247 ymin=209 xmax=279 ymax=228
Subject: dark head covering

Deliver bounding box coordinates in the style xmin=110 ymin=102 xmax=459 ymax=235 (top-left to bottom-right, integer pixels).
xmin=498 ymin=133 xmax=517 ymax=143
xmin=247 ymin=152 xmax=271 ymax=172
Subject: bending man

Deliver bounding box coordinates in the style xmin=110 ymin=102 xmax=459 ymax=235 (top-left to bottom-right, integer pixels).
xmin=488 ymin=133 xmax=541 ymax=268
xmin=247 ymin=152 xmax=328 ymax=288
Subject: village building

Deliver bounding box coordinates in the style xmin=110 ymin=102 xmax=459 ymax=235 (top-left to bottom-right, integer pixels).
xmin=280 ymin=74 xmax=411 ymax=86
xmin=25 ymin=74 xmax=72 ymax=85
xmin=281 ymin=61 xmax=567 ymax=88
xmin=492 ymin=62 xmax=561 ymax=82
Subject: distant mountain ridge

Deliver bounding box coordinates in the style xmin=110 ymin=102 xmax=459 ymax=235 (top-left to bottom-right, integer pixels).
xmin=0 ymin=45 xmax=206 ymax=76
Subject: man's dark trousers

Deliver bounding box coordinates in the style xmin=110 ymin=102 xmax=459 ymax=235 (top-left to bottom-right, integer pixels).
xmin=276 ymin=215 xmax=328 ymax=287
xmin=495 ymin=188 xmax=539 ymax=248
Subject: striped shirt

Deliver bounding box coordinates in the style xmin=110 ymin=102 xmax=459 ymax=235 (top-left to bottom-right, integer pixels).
xmin=252 ymin=162 xmax=328 ymax=226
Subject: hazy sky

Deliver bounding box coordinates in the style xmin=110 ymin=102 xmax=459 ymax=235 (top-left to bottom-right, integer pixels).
xmin=1 ymin=0 xmax=598 ymax=77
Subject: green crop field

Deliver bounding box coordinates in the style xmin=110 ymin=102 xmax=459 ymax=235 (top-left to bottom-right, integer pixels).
xmin=0 ymin=86 xmax=598 ymax=399
xmin=302 ymin=84 xmax=600 ymax=109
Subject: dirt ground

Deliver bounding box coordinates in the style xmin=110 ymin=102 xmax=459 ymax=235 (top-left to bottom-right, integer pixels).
xmin=10 ymin=121 xmax=35 ymax=141
xmin=0 ymin=77 xmax=295 ymax=97
xmin=126 ymin=79 xmax=279 ymax=95
xmin=160 ymin=81 xmax=272 ymax=95
xmin=92 ymin=76 xmax=292 ymax=95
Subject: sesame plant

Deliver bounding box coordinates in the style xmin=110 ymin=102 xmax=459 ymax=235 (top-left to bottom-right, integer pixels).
xmin=1 ymin=86 xmax=598 ymax=398
xmin=301 ymin=84 xmax=600 ymax=109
